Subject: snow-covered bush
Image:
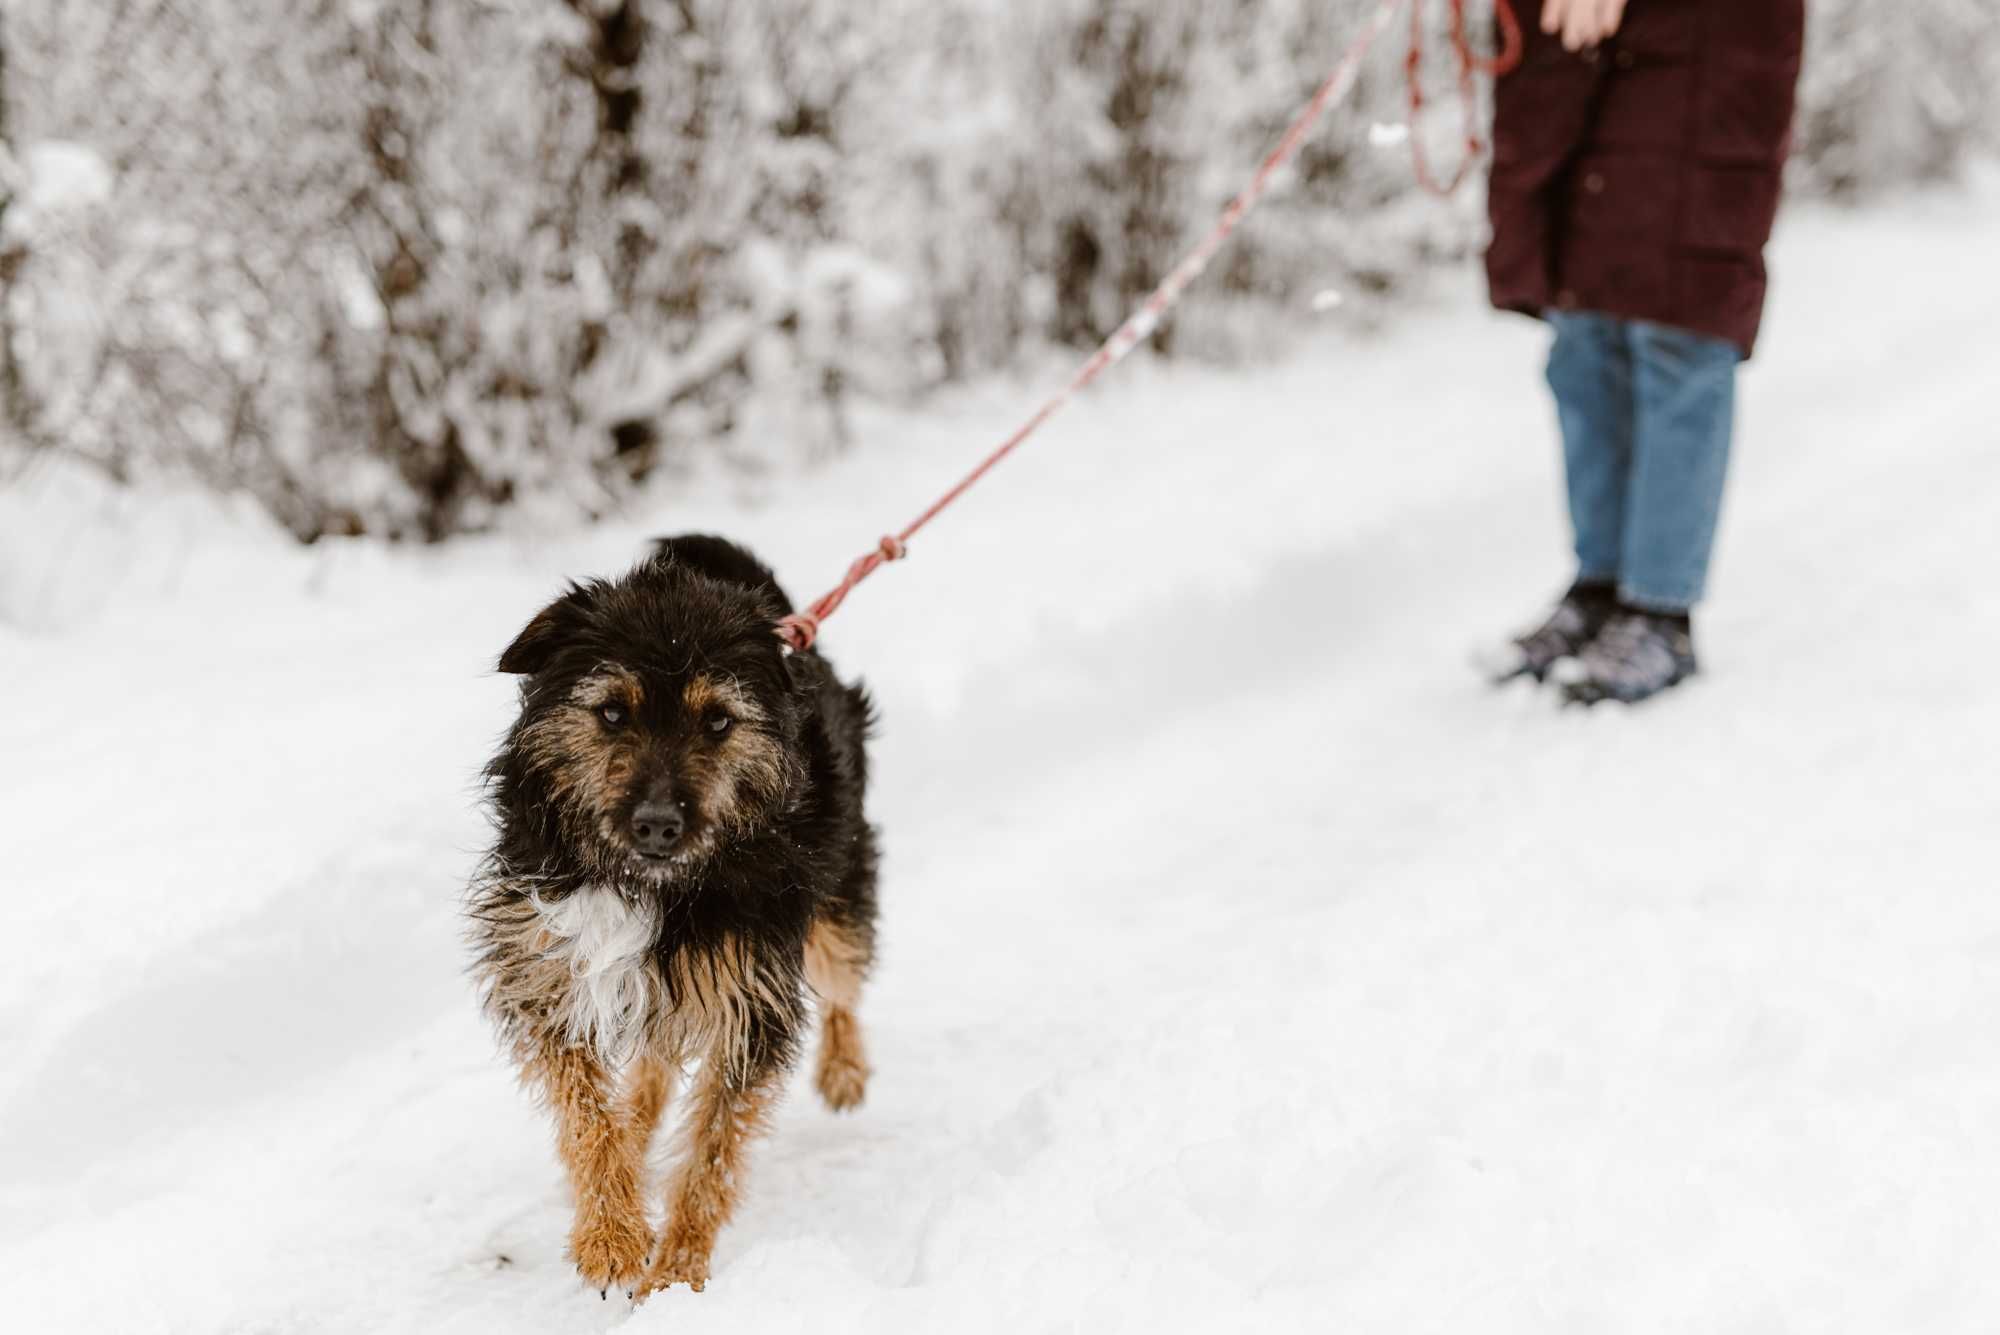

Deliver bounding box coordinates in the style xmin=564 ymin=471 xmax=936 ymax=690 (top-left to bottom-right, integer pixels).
xmin=0 ymin=0 xmax=1993 ymax=539
xmin=1793 ymin=0 xmax=2000 ymax=199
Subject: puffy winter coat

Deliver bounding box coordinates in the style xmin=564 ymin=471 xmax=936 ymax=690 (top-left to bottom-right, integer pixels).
xmin=1485 ymin=0 xmax=1806 ymax=355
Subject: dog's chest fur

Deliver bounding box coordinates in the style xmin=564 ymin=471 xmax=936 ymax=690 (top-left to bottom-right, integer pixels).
xmin=534 ymin=886 xmax=660 ymax=1062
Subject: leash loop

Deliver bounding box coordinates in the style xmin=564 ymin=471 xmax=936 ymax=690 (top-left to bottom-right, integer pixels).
xmin=1407 ymin=0 xmax=1524 ymax=196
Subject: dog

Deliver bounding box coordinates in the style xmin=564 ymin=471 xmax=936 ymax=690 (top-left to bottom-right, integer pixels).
xmin=467 ymin=534 xmax=879 ymax=1299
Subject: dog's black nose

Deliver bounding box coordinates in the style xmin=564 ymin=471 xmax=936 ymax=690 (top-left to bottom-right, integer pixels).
xmin=630 ymin=801 xmax=684 ymax=858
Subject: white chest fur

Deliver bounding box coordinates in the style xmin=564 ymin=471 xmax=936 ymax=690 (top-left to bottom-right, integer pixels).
xmin=533 ymin=886 xmax=659 ymax=1063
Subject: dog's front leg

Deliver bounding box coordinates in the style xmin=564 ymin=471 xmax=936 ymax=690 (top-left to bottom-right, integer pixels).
xmin=640 ymin=1041 xmax=785 ymax=1294
xmin=524 ymin=1041 xmax=654 ymax=1296
xmin=620 ymin=1051 xmax=673 ymax=1165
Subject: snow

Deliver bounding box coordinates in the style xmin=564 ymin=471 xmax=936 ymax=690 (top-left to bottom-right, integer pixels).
xmin=0 ymin=140 xmax=114 ymax=242
xmin=3 ymin=181 xmax=1999 ymax=1333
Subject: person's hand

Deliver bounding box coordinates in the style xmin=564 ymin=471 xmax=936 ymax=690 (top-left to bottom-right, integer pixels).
xmin=1540 ymin=0 xmax=1628 ymax=52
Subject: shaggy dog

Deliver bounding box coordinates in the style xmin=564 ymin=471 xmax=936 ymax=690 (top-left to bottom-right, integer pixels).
xmin=467 ymin=534 xmax=878 ymax=1299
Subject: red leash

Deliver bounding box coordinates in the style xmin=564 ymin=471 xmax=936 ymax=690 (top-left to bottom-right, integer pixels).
xmin=1407 ymin=0 xmax=1525 ymax=196
xmin=776 ymin=0 xmax=1522 ymax=654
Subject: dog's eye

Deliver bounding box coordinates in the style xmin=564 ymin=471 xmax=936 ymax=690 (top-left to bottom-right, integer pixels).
xmin=598 ymin=703 xmax=628 ymax=729
xmin=705 ymin=711 xmax=733 ymax=737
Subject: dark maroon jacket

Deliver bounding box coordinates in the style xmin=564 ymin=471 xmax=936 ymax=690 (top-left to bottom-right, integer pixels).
xmin=1485 ymin=0 xmax=1805 ymax=355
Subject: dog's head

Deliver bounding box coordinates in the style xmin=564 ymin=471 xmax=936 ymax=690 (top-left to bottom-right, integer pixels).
xmin=493 ymin=543 xmax=814 ymax=889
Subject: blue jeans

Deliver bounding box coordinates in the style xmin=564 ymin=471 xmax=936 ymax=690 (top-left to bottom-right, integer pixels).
xmin=1545 ymin=310 xmax=1741 ymax=612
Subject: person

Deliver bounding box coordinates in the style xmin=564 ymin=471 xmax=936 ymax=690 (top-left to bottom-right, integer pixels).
xmin=1482 ymin=0 xmax=1806 ymax=704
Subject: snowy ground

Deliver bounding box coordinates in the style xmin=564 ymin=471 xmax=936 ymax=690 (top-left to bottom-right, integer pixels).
xmin=3 ymin=179 xmax=1998 ymax=1335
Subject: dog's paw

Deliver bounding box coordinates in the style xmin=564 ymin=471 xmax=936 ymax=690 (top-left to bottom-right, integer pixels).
xmin=570 ymin=1209 xmax=652 ymax=1297
xmin=815 ymin=1049 xmax=869 ymax=1112
xmin=814 ymin=1008 xmax=870 ymax=1112
xmin=637 ymin=1228 xmax=713 ymax=1297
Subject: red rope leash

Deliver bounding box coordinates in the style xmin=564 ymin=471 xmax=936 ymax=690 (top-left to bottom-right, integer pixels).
xmin=1406 ymin=0 xmax=1524 ymax=196
xmin=775 ymin=0 xmax=1521 ymax=654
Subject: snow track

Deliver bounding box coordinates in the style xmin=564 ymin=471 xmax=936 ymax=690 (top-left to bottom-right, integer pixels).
xmin=3 ymin=184 xmax=1997 ymax=1333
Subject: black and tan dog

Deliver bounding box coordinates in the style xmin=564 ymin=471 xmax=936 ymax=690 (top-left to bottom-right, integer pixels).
xmin=468 ymin=535 xmax=879 ymax=1299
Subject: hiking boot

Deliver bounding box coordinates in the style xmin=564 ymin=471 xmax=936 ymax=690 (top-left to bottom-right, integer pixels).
xmin=1561 ymin=609 xmax=1699 ymax=705
xmin=1482 ymin=581 xmax=1619 ymax=684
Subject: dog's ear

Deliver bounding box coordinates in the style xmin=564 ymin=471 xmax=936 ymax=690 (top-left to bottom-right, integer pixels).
xmin=780 ymin=643 xmax=824 ymax=695
xmin=498 ymin=583 xmax=596 ymax=676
